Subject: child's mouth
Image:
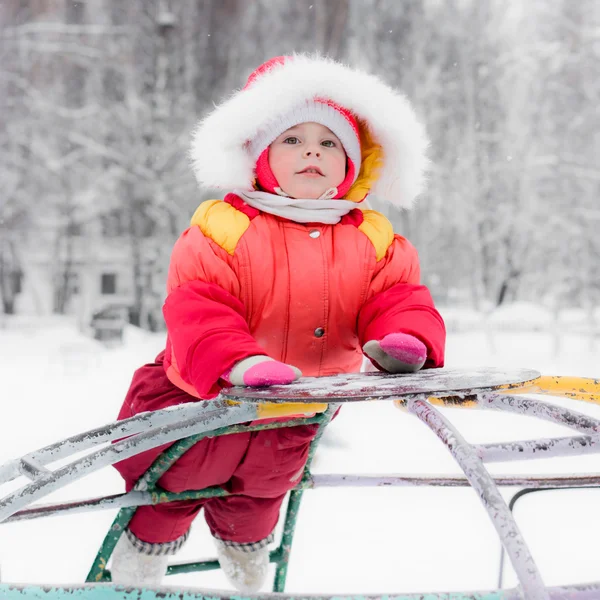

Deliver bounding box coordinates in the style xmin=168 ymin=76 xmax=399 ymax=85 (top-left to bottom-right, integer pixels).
xmin=297 ymin=167 xmax=324 ymax=176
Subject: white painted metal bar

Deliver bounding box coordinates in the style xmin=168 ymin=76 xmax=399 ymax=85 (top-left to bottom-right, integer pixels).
xmin=477 ymin=393 xmax=600 ymax=434
xmin=7 ymin=473 xmax=600 ymax=524
xmin=0 ymin=402 xmax=258 ymax=524
xmin=4 ymin=493 xmax=149 ymax=522
xmin=475 ymin=434 xmax=600 ymax=462
xmin=18 ymin=458 xmax=51 ymax=480
xmin=408 ymin=398 xmax=550 ymax=600
xmin=309 ymin=473 xmax=600 ymax=488
xmin=0 ymin=399 xmax=236 ymax=487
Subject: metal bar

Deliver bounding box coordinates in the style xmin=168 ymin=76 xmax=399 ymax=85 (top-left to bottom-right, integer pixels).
xmin=164 ymin=548 xmax=304 ymax=576
xmin=273 ymin=488 xmax=304 ymax=592
xmin=139 ymin=406 xmax=331 ymax=495
xmin=498 ymin=489 xmax=547 ymax=589
xmin=166 ymin=559 xmax=220 ymax=575
xmin=272 ymin=404 xmax=339 ymax=593
xmin=8 ymin=471 xmax=600 ymax=524
xmin=18 ymin=458 xmax=51 ymax=480
xmin=308 ymin=473 xmax=600 ymax=488
xmin=134 ymin=413 xmax=327 ymax=492
xmin=475 ymin=434 xmax=600 ymax=463
xmin=7 ymin=416 xmax=327 ymax=524
xmin=221 ymin=367 xmax=541 ymax=404
xmin=86 ymin=407 xmax=254 ymax=583
xmin=306 ymin=405 xmax=339 ymax=466
xmin=6 ymin=487 xmax=232 ymax=524
xmin=0 ymin=582 xmax=519 ymax=599
xmin=7 ymin=372 xmax=600 ymax=598
xmin=88 ymin=409 xmax=333 ymax=583
xmin=478 ymin=393 xmax=600 ymax=434
xmin=2 ymin=581 xmax=600 ymax=599
xmin=512 ymin=375 xmax=600 ymax=405
xmin=0 ymin=401 xmax=326 ymax=488
xmin=497 ymin=487 xmax=600 ymax=589
xmin=0 ymin=403 xmax=259 ymax=524
xmin=89 ymin=506 xmax=136 ymax=582
xmin=88 ymin=456 xmax=213 ymax=582
xmin=408 ymin=398 xmax=549 ymax=600
xmin=87 ymin=423 xmax=208 ymax=583
xmin=0 ymin=400 xmax=237 ymax=487
xmin=88 ymin=427 xmax=212 ymax=584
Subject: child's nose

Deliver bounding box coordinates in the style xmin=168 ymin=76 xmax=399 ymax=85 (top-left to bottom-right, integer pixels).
xmin=303 ymin=147 xmax=321 ymax=158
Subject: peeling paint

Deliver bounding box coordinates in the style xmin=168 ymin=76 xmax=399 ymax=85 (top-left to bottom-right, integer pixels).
xmin=1 ymin=581 xmax=600 ymax=598
xmin=2 ymin=371 xmax=600 ymax=598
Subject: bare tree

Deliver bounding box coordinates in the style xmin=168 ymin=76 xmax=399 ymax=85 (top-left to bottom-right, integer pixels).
xmin=2 ymin=0 xmax=598 ymax=325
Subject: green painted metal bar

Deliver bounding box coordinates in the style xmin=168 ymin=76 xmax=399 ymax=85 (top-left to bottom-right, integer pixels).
xmin=272 ymin=404 xmax=339 ymax=592
xmin=166 ymin=559 xmax=220 ymax=575
xmin=162 ymin=408 xmax=334 ymax=586
xmin=272 ymin=488 xmax=305 ymax=592
xmin=87 ymin=411 xmax=330 ymax=584
xmin=87 ymin=421 xmax=227 ymax=582
xmin=134 ymin=413 xmax=326 ymax=491
xmin=165 ymin=547 xmax=284 ymax=577
xmin=88 ymin=506 xmax=135 ymax=582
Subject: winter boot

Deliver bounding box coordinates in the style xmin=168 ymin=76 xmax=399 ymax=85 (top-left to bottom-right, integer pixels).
xmin=110 ymin=529 xmax=187 ymax=585
xmin=214 ymin=536 xmax=271 ymax=593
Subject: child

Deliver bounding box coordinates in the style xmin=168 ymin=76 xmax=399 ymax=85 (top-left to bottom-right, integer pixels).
xmin=110 ymin=54 xmax=446 ymax=591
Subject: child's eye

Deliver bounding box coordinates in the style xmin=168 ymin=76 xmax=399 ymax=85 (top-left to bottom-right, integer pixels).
xmin=283 ymin=136 xmax=300 ymax=144
xmin=321 ymin=140 xmax=336 ymax=148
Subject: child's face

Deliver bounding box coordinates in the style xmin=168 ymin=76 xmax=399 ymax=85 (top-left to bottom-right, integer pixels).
xmin=268 ymin=122 xmax=347 ymax=199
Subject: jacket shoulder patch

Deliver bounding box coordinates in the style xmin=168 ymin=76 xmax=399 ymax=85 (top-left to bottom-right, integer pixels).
xmin=190 ymin=200 xmax=251 ymax=255
xmin=358 ymin=210 xmax=394 ymax=261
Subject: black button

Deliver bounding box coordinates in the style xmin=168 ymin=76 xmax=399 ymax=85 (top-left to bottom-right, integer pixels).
xmin=314 ymin=327 xmax=325 ymax=338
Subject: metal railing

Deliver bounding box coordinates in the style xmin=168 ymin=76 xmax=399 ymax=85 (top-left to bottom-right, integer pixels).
xmin=0 ymin=368 xmax=599 ymax=599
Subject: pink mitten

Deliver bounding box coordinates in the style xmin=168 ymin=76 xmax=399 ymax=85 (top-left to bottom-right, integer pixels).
xmin=222 ymin=356 xmax=302 ymax=387
xmin=362 ymin=333 xmax=427 ymax=373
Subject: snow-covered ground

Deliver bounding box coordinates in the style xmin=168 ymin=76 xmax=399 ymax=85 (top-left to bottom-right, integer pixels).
xmin=0 ymin=310 xmax=599 ymax=594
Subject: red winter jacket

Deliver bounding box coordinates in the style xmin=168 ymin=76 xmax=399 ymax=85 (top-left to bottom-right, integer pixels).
xmin=162 ymin=194 xmax=446 ymax=399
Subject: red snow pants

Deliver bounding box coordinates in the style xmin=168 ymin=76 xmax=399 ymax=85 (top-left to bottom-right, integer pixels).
xmin=113 ymin=353 xmax=319 ymax=544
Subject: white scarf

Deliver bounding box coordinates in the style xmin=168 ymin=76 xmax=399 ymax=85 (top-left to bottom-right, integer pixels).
xmin=233 ymin=189 xmax=358 ymax=225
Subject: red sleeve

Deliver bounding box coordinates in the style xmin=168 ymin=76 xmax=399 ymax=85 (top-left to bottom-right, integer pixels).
xmin=163 ymin=226 xmax=267 ymax=397
xmin=163 ymin=280 xmax=267 ymax=397
xmin=357 ymin=235 xmax=446 ymax=368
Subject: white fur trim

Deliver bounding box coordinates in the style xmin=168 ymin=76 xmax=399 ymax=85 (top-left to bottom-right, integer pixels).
xmin=190 ymin=54 xmax=430 ymax=208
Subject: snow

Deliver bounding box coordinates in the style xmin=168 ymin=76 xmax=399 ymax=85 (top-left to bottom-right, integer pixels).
xmin=487 ymin=301 xmax=554 ymax=329
xmin=0 ymin=315 xmax=599 ymax=594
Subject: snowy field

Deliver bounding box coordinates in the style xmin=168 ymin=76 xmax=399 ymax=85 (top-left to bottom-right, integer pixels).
xmin=0 ymin=310 xmax=599 ymax=594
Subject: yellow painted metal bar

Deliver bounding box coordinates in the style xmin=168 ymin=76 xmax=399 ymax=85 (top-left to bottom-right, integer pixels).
xmin=224 ymin=399 xmax=328 ymax=418
xmin=394 ymin=396 xmax=479 ymax=411
xmin=505 ymin=375 xmax=600 ymax=405
xmin=256 ymin=401 xmax=328 ymax=419
xmin=394 ymin=375 xmax=600 ymax=411
xmin=425 ymin=396 xmax=479 ymax=408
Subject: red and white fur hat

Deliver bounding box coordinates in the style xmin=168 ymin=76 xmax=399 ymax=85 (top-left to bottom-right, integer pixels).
xmin=190 ymin=54 xmax=429 ymax=208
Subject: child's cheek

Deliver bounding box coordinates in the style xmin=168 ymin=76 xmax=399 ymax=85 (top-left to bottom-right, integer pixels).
xmin=332 ymin=153 xmax=348 ymax=182
xmin=274 ymin=152 xmax=296 ymax=181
